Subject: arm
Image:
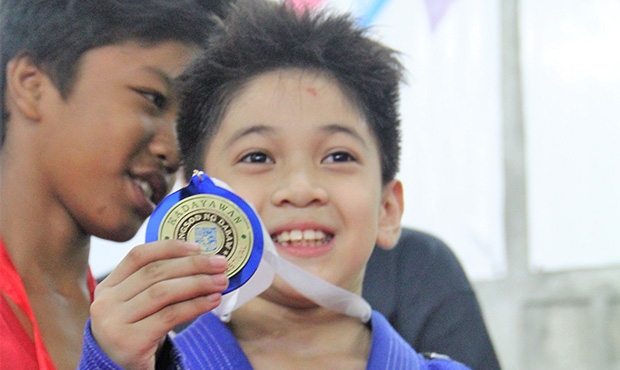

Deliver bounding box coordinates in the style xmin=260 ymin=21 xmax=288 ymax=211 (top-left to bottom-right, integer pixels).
xmin=364 ymin=228 xmax=501 ymax=370
xmin=79 ymin=319 xmax=183 ymax=370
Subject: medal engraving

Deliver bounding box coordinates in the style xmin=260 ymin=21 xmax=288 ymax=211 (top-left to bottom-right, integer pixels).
xmin=158 ymin=194 xmax=253 ymax=278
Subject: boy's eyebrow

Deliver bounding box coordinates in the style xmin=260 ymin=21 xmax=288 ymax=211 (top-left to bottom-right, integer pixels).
xmin=321 ymin=124 xmax=369 ymax=148
xmin=143 ymin=66 xmax=174 ymax=92
xmin=225 ymin=123 xmax=369 ymax=147
xmin=227 ymin=125 xmax=275 ymax=146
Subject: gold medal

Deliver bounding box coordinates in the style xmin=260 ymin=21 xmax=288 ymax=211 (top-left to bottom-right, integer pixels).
xmin=157 ymin=193 xmax=254 ymax=279
xmin=146 ymin=171 xmax=263 ymax=293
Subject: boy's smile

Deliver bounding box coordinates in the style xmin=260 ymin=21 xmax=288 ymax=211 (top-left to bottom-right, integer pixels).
xmin=202 ymin=69 xmax=395 ymax=297
xmin=36 ymin=42 xmax=197 ymax=241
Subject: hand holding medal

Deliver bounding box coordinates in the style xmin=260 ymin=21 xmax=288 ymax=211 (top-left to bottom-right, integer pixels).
xmin=146 ymin=170 xmax=263 ymax=294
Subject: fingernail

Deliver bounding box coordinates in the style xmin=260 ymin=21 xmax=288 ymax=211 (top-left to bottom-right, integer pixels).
xmin=212 ymin=274 xmax=228 ymax=286
xmin=185 ymin=242 xmax=201 ymax=252
xmin=209 ymin=255 xmax=227 ymax=267
xmin=206 ymin=293 xmax=222 ymax=302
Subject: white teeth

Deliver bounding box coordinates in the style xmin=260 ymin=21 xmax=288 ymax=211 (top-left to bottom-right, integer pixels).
xmin=303 ymin=230 xmax=315 ymax=240
xmin=290 ymin=230 xmax=303 ymax=242
xmin=276 ymin=231 xmax=290 ymax=243
xmin=273 ymin=229 xmax=328 ymax=245
xmin=135 ymin=179 xmax=153 ymax=201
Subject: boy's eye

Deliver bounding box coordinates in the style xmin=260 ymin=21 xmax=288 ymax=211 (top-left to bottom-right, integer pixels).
xmin=136 ymin=89 xmax=168 ymax=110
xmin=240 ymin=151 xmax=274 ymax=163
xmin=323 ymin=151 xmax=356 ymax=163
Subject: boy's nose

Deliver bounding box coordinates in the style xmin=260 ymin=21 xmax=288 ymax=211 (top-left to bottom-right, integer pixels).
xmin=271 ymin=168 xmax=328 ymax=207
xmin=149 ymin=122 xmax=181 ymax=175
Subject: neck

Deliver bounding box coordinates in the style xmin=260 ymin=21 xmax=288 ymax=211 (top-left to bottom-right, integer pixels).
xmin=229 ymin=297 xmax=371 ymax=368
xmin=0 ymin=152 xmax=91 ymax=296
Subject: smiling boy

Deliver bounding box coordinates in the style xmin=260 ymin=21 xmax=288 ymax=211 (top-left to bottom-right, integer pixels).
xmin=82 ymin=0 xmax=472 ymax=368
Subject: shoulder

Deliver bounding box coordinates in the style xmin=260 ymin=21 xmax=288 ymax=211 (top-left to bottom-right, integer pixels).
xmin=366 ymin=227 xmax=472 ymax=298
xmin=368 ymin=311 xmax=471 ymax=370
xmin=369 ymin=228 xmax=463 ymax=273
xmin=367 ymin=311 xmax=420 ymax=369
xmin=396 ymin=228 xmax=462 ymax=267
xmin=394 ymin=228 xmax=471 ymax=290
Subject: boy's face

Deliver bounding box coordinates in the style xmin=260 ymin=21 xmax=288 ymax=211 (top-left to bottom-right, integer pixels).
xmin=34 ymin=41 xmax=197 ymax=241
xmin=202 ymin=69 xmax=403 ymax=302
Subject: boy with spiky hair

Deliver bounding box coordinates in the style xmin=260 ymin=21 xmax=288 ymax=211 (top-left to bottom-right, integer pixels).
xmin=83 ymin=0 xmax=472 ymax=368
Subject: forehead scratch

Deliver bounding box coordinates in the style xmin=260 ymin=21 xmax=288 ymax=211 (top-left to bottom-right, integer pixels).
xmin=306 ymin=87 xmax=317 ymax=97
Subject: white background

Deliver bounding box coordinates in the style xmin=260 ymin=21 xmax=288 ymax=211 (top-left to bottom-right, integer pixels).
xmin=521 ymin=0 xmax=620 ymax=272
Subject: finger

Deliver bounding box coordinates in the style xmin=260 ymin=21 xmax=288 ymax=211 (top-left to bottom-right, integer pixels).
xmin=133 ymin=293 xmax=224 ymax=339
xmin=120 ymin=272 xmax=229 ymax=324
xmin=90 ymin=275 xmax=227 ymax=352
xmin=100 ymin=239 xmax=201 ymax=288
xmin=104 ymin=252 xmax=228 ymax=302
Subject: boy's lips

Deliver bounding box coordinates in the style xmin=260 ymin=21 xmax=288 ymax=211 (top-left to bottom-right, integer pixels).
xmin=128 ymin=171 xmax=170 ymax=217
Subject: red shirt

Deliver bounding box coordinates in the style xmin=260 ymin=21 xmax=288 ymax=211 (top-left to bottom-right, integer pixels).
xmin=0 ymin=238 xmax=96 ymax=369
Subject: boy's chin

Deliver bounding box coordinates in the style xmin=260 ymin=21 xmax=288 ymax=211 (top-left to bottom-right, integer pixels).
xmin=260 ymin=278 xmax=320 ymax=310
xmin=259 ymin=275 xmax=362 ymax=312
xmin=90 ymin=220 xmax=142 ymax=243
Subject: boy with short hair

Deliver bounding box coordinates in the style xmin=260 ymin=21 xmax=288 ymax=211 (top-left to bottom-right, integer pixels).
xmin=0 ymin=1 xmax=230 ymax=369
xmin=83 ymin=0 xmax=472 ymax=368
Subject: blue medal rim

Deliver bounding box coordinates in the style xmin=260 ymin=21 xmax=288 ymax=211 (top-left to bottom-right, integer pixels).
xmin=146 ymin=172 xmax=264 ymax=294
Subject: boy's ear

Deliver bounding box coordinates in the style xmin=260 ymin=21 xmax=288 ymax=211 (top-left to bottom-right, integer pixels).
xmin=376 ymin=179 xmax=404 ymax=250
xmin=5 ymin=54 xmax=45 ymax=122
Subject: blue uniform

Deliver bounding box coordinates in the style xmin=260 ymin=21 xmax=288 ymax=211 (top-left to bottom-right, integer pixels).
xmin=79 ymin=310 xmax=470 ymax=369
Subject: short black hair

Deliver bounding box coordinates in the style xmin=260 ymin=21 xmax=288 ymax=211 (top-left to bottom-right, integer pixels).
xmin=178 ymin=0 xmax=405 ymax=185
xmin=0 ymin=0 xmax=230 ymax=144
